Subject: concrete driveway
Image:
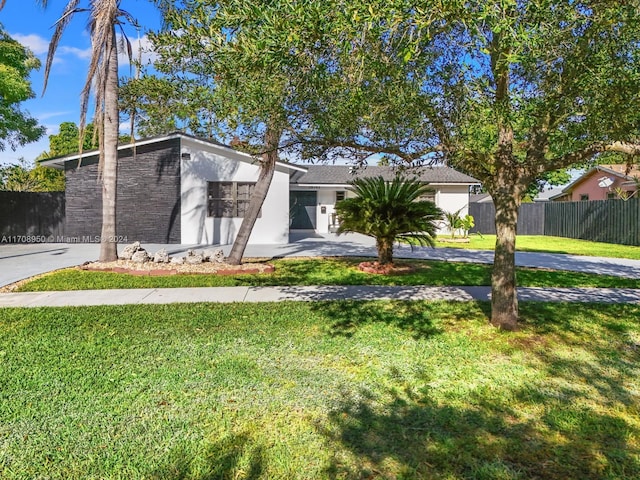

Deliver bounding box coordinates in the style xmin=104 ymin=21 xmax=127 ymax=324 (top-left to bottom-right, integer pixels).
xmin=1 ymin=231 xmax=639 ymax=287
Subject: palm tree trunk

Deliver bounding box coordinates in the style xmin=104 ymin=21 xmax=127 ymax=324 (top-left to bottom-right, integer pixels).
xmin=226 ymin=123 xmax=282 ymax=265
xmin=376 ymin=237 xmax=394 ymax=265
xmin=99 ymin=28 xmax=119 ymax=262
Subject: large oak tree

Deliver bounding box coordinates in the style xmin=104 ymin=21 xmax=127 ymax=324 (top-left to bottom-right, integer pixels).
xmin=145 ymin=1 xmax=639 ymax=328
xmin=300 ymin=0 xmax=640 ymax=329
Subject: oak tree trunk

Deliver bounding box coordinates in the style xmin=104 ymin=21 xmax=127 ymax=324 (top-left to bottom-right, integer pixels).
xmin=490 ymin=189 xmax=522 ymax=330
xmin=99 ymin=30 xmax=119 ymax=262
xmin=226 ymin=124 xmax=282 ymax=265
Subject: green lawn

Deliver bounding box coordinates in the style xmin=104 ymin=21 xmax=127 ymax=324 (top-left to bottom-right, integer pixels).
xmin=16 ymin=257 xmax=640 ymax=291
xmin=437 ymin=235 xmax=640 ymax=259
xmin=1 ymin=301 xmax=639 ymax=479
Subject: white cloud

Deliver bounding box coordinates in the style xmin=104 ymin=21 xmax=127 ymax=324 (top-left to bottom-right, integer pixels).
xmin=119 ymin=120 xmax=132 ymax=133
xmin=10 ymin=32 xmax=91 ymax=65
xmin=11 ymin=33 xmax=50 ymax=55
xmin=43 ymin=123 xmax=61 ymax=135
xmin=58 ymin=45 xmax=92 ymax=60
xmin=118 ymin=34 xmax=157 ymax=66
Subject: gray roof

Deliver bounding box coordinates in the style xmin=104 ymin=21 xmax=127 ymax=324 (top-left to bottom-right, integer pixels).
xmin=290 ymin=165 xmax=478 ymax=185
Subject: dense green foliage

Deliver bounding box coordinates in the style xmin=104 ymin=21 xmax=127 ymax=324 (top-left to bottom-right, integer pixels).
xmin=0 ymin=25 xmax=45 ymax=151
xmin=120 ymin=74 xmax=216 ymax=138
xmin=35 ymin=121 xmax=131 ymax=159
xmin=36 ymin=122 xmax=97 ymax=160
xmin=0 ymin=157 xmax=64 ymax=191
xmin=336 ymin=176 xmax=443 ymax=264
xmin=1 ymin=301 xmax=639 ymax=478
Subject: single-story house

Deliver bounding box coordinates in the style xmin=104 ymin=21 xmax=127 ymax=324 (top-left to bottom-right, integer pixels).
xmin=42 ymin=132 xmax=479 ymax=245
xmin=290 ymin=164 xmax=478 ymax=234
xmin=550 ymin=164 xmax=640 ymax=202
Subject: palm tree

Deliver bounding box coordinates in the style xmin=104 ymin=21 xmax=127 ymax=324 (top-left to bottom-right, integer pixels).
xmin=335 ymin=175 xmax=444 ymax=265
xmin=2 ymin=0 xmax=134 ymax=261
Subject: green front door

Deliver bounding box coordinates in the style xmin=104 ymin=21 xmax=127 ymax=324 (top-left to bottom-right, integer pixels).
xmin=289 ymin=191 xmax=317 ymax=229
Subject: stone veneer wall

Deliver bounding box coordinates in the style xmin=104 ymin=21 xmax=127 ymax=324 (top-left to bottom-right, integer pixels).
xmin=64 ymin=138 xmax=181 ymax=243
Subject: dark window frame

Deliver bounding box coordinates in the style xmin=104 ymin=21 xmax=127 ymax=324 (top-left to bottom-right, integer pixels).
xmin=207 ymin=181 xmax=258 ymax=218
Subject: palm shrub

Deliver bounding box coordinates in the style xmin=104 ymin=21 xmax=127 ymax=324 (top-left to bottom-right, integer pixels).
xmin=444 ymin=208 xmax=464 ymax=238
xmin=335 ymin=175 xmax=443 ymax=265
xmin=461 ymin=214 xmax=475 ymax=238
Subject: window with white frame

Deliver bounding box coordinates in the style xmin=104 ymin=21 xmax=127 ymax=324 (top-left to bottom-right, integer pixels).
xmin=207 ymin=182 xmax=257 ymax=217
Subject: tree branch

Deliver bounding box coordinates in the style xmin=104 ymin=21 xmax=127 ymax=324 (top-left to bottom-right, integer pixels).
xmin=538 ymin=141 xmax=640 ymax=174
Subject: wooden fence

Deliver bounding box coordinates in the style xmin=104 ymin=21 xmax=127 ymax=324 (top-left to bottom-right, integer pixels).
xmin=545 ymin=198 xmax=640 ymax=246
xmin=0 ymin=191 xmax=65 ymax=243
xmin=469 ymin=198 xmax=640 ymax=246
xmin=469 ymin=202 xmax=546 ymax=235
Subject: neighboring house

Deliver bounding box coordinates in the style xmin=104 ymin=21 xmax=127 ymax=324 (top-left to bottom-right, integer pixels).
xmin=533 ymin=186 xmax=565 ymax=202
xmin=550 ymin=164 xmax=640 ymax=202
xmin=42 ymin=133 xmax=478 ymax=245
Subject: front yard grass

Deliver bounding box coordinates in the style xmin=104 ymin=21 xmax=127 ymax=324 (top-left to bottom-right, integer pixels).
xmin=437 ymin=235 xmax=640 ymax=259
xmin=16 ymin=257 xmax=640 ymax=291
xmin=1 ymin=301 xmax=639 ymax=479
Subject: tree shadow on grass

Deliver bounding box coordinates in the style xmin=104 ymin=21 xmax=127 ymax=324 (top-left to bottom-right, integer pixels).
xmin=320 ymin=303 xmax=640 ymax=479
xmin=320 ymin=377 xmax=640 ymax=480
xmin=313 ymin=300 xmax=492 ymax=339
xmin=319 ymin=299 xmax=493 ymax=339
xmin=149 ymin=432 xmax=264 ymax=480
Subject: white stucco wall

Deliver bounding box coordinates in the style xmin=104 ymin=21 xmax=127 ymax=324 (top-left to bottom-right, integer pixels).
xmin=436 ymin=185 xmax=470 ymax=215
xmin=435 ymin=185 xmax=471 ymax=235
xmin=308 ymin=188 xmax=354 ymax=233
xmin=180 ymin=141 xmax=290 ymax=245
xmin=310 ymin=184 xmax=470 ymax=235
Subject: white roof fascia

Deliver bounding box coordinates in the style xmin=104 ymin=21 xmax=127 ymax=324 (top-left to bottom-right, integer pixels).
xmin=39 ymin=132 xmax=308 ymax=173
xmin=40 ymin=133 xmax=183 ymax=168
xmin=180 ymin=136 xmax=307 ymax=173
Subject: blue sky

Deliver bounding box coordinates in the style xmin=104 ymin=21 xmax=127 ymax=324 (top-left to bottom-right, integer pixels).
xmin=0 ymin=0 xmax=161 ymax=165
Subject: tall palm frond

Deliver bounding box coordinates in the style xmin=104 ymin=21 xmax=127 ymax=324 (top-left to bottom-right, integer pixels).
xmin=23 ymin=0 xmax=137 ymax=262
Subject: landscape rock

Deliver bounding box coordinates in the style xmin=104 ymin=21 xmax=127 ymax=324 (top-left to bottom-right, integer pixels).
xmin=202 ymin=248 xmax=225 ymax=263
xmin=170 ymin=256 xmax=185 ymax=265
xmin=120 ymin=241 xmax=141 ymax=260
xmin=153 ymin=248 xmax=170 ymax=263
xmin=131 ymin=249 xmax=150 ymax=263
xmin=211 ymin=249 xmax=225 ymax=263
xmin=185 ymin=253 xmax=204 ymax=264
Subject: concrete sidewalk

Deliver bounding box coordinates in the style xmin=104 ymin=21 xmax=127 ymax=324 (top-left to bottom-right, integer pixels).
xmin=1 ymin=285 xmax=639 ymax=308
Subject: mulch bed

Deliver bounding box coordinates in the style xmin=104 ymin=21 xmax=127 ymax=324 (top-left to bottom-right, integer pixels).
xmin=357 ymin=261 xmax=416 ymax=275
